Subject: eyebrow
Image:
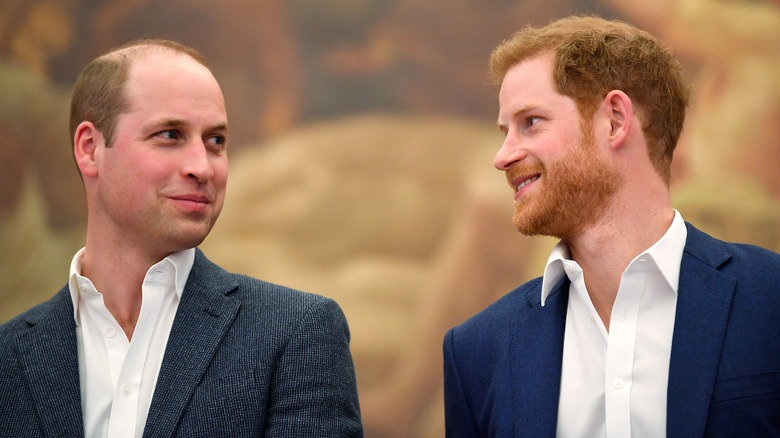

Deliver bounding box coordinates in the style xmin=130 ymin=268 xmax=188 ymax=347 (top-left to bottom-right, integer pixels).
xmin=149 ymin=118 xmax=228 ymax=133
xmin=496 ymin=103 xmax=544 ymax=127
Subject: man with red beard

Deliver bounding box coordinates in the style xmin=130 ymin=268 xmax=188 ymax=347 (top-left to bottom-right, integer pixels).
xmin=443 ymin=16 xmax=780 ymax=437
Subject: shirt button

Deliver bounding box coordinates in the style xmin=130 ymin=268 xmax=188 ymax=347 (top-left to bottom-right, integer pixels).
xmin=106 ymin=327 xmax=116 ymax=338
xmin=613 ymin=378 xmax=625 ymax=389
xmin=79 ymin=285 xmax=86 ymax=292
xmin=121 ymin=384 xmax=132 ymax=395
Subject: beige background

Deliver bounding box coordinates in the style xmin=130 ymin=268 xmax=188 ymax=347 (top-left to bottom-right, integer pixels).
xmin=2 ymin=0 xmax=779 ymax=436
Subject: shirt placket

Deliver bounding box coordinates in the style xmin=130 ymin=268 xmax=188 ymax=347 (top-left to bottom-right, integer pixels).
xmin=106 ymin=266 xmax=168 ymax=438
xmin=604 ymin=265 xmax=646 ymax=437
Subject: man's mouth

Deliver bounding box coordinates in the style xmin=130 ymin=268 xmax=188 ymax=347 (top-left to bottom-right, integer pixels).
xmin=515 ymin=176 xmax=539 ymax=191
xmin=509 ymin=173 xmax=541 ymax=201
xmin=167 ymin=193 xmax=212 ymax=213
xmin=172 ymin=194 xmax=210 ymax=204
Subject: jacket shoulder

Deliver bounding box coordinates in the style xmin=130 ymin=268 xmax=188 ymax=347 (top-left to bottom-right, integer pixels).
xmin=190 ymin=249 xmax=347 ymax=337
xmin=191 ymin=249 xmax=335 ymax=308
xmin=450 ymin=277 xmax=543 ymax=340
xmin=684 ymin=223 xmax=780 ymax=285
xmin=0 ymin=287 xmax=70 ymax=340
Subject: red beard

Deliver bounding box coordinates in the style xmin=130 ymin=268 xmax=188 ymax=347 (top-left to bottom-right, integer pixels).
xmin=507 ymin=122 xmax=621 ymax=240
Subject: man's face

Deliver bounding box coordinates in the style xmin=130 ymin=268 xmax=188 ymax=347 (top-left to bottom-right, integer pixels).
xmin=92 ymin=52 xmax=229 ymax=257
xmin=494 ymin=55 xmax=619 ymax=240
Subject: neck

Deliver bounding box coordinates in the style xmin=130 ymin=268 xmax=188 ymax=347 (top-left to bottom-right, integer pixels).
xmin=81 ymin=232 xmax=172 ymax=341
xmin=565 ymin=189 xmax=674 ymax=331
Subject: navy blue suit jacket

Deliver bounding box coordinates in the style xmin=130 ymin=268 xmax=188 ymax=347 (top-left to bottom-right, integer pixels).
xmin=443 ymin=223 xmax=780 ymax=437
xmin=0 ymin=249 xmax=363 ymax=437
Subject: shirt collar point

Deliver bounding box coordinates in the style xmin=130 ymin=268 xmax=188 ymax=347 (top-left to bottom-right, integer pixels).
xmin=540 ymin=241 xmax=570 ymax=302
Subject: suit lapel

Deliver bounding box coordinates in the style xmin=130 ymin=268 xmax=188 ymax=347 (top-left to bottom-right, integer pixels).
xmin=512 ymin=277 xmax=568 ymax=437
xmin=15 ymin=288 xmax=84 ymax=437
xmin=142 ymin=250 xmax=240 ymax=438
xmin=666 ymin=224 xmax=735 ymax=438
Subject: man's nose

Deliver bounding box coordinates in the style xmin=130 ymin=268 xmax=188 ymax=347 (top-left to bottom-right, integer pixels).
xmin=493 ymin=135 xmax=527 ymax=170
xmin=182 ymin=140 xmax=214 ymax=182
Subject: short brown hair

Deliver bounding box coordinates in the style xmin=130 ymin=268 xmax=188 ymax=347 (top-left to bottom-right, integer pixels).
xmin=69 ymin=39 xmax=209 ymax=147
xmin=490 ymin=16 xmax=690 ymax=184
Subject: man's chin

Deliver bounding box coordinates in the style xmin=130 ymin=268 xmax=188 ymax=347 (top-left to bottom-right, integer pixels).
xmin=512 ymin=210 xmax=544 ymax=236
xmin=166 ymin=227 xmax=212 ymax=252
xmin=512 ymin=208 xmax=574 ymax=239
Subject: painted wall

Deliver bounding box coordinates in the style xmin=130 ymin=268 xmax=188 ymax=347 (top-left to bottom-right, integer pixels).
xmin=2 ymin=0 xmax=779 ymax=435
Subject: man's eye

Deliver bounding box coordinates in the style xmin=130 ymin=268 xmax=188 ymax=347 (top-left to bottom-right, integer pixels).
xmin=528 ymin=116 xmax=542 ymax=127
xmin=206 ymin=135 xmax=227 ymax=150
xmin=157 ymin=130 xmax=178 ymax=140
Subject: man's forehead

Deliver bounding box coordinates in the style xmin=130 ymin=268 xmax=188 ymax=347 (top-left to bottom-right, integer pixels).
xmin=499 ymin=56 xmax=556 ymax=104
xmin=118 ymin=53 xmax=226 ymax=125
xmin=502 ymin=54 xmax=554 ymax=85
xmin=125 ymin=51 xmax=220 ymax=98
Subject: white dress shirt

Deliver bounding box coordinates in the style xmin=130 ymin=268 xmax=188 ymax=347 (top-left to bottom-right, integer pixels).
xmin=541 ymin=211 xmax=687 ymax=438
xmin=68 ymin=248 xmax=194 ymax=438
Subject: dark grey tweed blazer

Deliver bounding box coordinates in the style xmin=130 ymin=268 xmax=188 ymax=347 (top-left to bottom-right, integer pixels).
xmin=0 ymin=249 xmax=363 ymax=437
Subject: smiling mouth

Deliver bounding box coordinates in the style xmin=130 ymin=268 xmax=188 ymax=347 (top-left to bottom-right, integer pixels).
xmin=515 ymin=175 xmax=540 ymax=191
xmin=167 ymin=194 xmax=212 ymax=214
xmin=171 ymin=195 xmax=210 ymax=204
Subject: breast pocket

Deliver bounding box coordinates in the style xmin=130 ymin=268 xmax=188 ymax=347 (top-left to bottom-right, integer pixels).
xmin=711 ymin=371 xmax=780 ymax=403
xmin=705 ymin=371 xmax=780 ymax=437
xmin=177 ymin=368 xmax=270 ymax=437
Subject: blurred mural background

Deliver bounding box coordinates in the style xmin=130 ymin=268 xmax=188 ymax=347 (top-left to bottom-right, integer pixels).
xmin=1 ymin=0 xmax=779 ymax=436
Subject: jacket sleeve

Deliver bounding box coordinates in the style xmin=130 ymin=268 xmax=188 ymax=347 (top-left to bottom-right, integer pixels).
xmin=443 ymin=327 xmax=480 ymax=437
xmin=263 ymin=296 xmax=364 ymax=437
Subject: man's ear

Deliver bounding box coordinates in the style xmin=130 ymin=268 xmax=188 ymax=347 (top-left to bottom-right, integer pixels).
xmin=602 ymin=90 xmax=634 ymax=150
xmin=73 ymin=122 xmax=104 ymax=178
